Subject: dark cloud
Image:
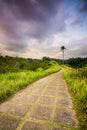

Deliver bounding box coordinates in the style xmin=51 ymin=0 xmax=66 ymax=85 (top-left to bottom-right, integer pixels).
xmin=3 ymin=0 xmax=63 ymax=21
xmin=0 ymin=0 xmax=64 ymax=54
xmin=3 ymin=0 xmax=44 ymax=21
xmin=80 ymin=0 xmax=87 ymax=12
xmin=1 ymin=0 xmax=86 ymax=58
xmin=0 ymin=0 xmax=64 ymax=40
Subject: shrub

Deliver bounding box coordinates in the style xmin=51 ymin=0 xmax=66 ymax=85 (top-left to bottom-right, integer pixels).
xmin=63 ymin=67 xmax=87 ymax=129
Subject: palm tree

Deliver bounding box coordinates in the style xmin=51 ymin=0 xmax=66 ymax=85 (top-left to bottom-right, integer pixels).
xmin=61 ymin=46 xmax=66 ymax=64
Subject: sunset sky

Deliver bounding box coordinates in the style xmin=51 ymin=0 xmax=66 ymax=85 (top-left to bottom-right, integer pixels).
xmin=0 ymin=0 xmax=87 ymax=59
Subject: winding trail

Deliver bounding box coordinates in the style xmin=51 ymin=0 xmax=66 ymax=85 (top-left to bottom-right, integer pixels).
xmin=0 ymin=69 xmax=78 ymax=130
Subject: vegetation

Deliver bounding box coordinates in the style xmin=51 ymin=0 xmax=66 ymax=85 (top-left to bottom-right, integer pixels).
xmin=47 ymin=57 xmax=87 ymax=68
xmin=0 ymin=55 xmax=61 ymax=103
xmin=0 ymin=55 xmax=52 ymax=73
xmin=1 ymin=54 xmax=87 ymax=130
xmin=63 ymin=66 xmax=87 ymax=129
xmin=66 ymin=57 xmax=87 ymax=68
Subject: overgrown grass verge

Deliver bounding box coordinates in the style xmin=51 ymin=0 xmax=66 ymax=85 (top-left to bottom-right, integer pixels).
xmin=0 ymin=64 xmax=61 ymax=103
xmin=63 ymin=67 xmax=87 ymax=130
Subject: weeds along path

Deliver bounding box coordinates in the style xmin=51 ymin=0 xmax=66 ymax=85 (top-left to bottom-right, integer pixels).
xmin=0 ymin=69 xmax=78 ymax=130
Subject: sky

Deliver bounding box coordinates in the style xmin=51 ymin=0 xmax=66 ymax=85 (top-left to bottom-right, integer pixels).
xmin=0 ymin=0 xmax=87 ymax=59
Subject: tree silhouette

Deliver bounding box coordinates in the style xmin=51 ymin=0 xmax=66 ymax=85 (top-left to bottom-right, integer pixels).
xmin=61 ymin=46 xmax=66 ymax=64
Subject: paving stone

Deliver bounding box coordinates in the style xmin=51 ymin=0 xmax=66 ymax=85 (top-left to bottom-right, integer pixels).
xmin=30 ymin=105 xmax=52 ymax=121
xmin=46 ymin=87 xmax=57 ymax=91
xmin=12 ymin=94 xmax=38 ymax=104
xmin=22 ymin=121 xmax=50 ymax=130
xmin=57 ymin=86 xmax=67 ymax=92
xmin=56 ymin=98 xmax=72 ymax=108
xmin=31 ymin=89 xmax=43 ymax=95
xmin=22 ymin=95 xmax=38 ymax=104
xmin=47 ymin=86 xmax=57 ymax=90
xmin=38 ymin=96 xmax=55 ymax=105
xmin=57 ymin=91 xmax=70 ymax=98
xmin=54 ymin=108 xmax=77 ymax=126
xmin=0 ymin=101 xmax=15 ymax=113
xmin=43 ymin=89 xmax=56 ymax=96
xmin=10 ymin=94 xmax=28 ymax=104
xmin=53 ymin=128 xmax=66 ymax=130
xmin=9 ymin=103 xmax=31 ymax=117
xmin=0 ymin=115 xmax=20 ymax=130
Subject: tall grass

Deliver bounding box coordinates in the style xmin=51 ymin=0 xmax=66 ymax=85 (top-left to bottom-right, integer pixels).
xmin=63 ymin=66 xmax=87 ymax=130
xmin=0 ymin=64 xmax=60 ymax=103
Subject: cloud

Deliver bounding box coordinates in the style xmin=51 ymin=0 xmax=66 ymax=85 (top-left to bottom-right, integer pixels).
xmin=0 ymin=0 xmax=87 ymax=58
xmin=0 ymin=0 xmax=66 ymax=55
xmin=5 ymin=42 xmax=28 ymax=52
xmin=0 ymin=0 xmax=65 ymax=42
xmin=80 ymin=0 xmax=87 ymax=12
xmin=3 ymin=0 xmax=63 ymax=20
xmin=65 ymin=0 xmax=87 ymax=28
xmin=79 ymin=38 xmax=87 ymax=56
xmin=66 ymin=37 xmax=87 ymax=58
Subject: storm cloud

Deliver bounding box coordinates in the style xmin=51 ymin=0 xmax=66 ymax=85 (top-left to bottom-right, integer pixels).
xmin=0 ymin=0 xmax=64 ymax=39
xmin=0 ymin=0 xmax=87 ymax=58
xmin=80 ymin=0 xmax=87 ymax=12
xmin=3 ymin=0 xmax=63 ymax=20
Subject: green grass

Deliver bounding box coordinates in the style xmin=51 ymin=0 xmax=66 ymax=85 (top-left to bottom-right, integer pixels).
xmin=63 ymin=66 xmax=87 ymax=130
xmin=0 ymin=64 xmax=61 ymax=103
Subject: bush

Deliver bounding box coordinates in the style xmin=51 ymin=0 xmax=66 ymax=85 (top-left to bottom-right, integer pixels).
xmin=0 ymin=63 xmax=61 ymax=102
xmin=63 ymin=67 xmax=87 ymax=129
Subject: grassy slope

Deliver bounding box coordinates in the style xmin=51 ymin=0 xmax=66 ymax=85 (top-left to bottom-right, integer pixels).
xmin=0 ymin=63 xmax=61 ymax=103
xmin=63 ymin=66 xmax=87 ymax=130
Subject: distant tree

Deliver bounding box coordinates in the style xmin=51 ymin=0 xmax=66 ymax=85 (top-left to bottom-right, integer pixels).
xmin=61 ymin=46 xmax=66 ymax=64
xmin=42 ymin=56 xmax=50 ymax=61
xmin=0 ymin=53 xmax=3 ymax=58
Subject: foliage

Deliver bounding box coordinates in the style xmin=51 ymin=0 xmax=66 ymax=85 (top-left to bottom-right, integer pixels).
xmin=65 ymin=57 xmax=87 ymax=68
xmin=0 ymin=60 xmax=60 ymax=103
xmin=48 ymin=57 xmax=87 ymax=68
xmin=63 ymin=66 xmax=87 ymax=129
xmin=0 ymin=55 xmax=54 ymax=73
xmin=60 ymin=46 xmax=66 ymax=51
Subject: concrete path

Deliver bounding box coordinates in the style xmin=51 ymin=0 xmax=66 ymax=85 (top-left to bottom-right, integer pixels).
xmin=0 ymin=69 xmax=78 ymax=130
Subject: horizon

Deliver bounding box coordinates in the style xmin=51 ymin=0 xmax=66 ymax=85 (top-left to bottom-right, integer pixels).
xmin=0 ymin=53 xmax=87 ymax=60
xmin=0 ymin=0 xmax=87 ymax=59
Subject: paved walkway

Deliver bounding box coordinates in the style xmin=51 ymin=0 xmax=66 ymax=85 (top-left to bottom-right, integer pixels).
xmin=0 ymin=69 xmax=78 ymax=130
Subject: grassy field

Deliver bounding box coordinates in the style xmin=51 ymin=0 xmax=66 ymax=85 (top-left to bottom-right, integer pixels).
xmin=63 ymin=66 xmax=87 ymax=130
xmin=0 ymin=62 xmax=61 ymax=103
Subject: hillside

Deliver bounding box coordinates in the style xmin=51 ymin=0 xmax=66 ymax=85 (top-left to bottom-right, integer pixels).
xmin=0 ymin=56 xmax=55 ymax=73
